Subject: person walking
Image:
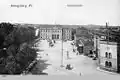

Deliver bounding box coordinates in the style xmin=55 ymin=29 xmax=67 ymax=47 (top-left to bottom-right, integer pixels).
xmin=54 ymin=40 xmax=56 ymax=43
xmin=77 ymin=51 xmax=79 ymax=55
xmin=67 ymin=51 xmax=69 ymax=59
xmin=89 ymin=50 xmax=93 ymax=57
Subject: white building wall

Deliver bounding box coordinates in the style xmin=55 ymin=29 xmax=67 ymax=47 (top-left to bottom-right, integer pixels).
xmin=39 ymin=27 xmax=71 ymax=40
xmin=100 ymin=42 xmax=117 ymax=59
xmin=35 ymin=29 xmax=39 ymax=36
xmin=99 ymin=41 xmax=118 ymax=71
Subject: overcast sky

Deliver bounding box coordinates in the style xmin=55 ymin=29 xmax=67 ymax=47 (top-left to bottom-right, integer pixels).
xmin=0 ymin=0 xmax=120 ymax=26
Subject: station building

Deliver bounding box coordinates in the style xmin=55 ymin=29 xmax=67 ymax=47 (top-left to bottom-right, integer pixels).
xmin=39 ymin=26 xmax=62 ymax=40
xmin=39 ymin=25 xmax=72 ymax=40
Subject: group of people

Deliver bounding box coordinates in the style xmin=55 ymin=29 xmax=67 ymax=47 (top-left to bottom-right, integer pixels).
xmin=65 ymin=64 xmax=82 ymax=76
xmin=66 ymin=64 xmax=73 ymax=70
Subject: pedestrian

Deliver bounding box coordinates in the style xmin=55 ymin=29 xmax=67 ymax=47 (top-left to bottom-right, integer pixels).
xmin=68 ymin=64 xmax=71 ymax=70
xmin=66 ymin=64 xmax=70 ymax=70
xmin=73 ymin=49 xmax=75 ymax=52
xmin=89 ymin=50 xmax=93 ymax=57
xmin=66 ymin=64 xmax=68 ymax=70
xmin=67 ymin=51 xmax=69 ymax=59
xmin=77 ymin=51 xmax=79 ymax=55
xmin=79 ymin=73 xmax=81 ymax=76
xmin=93 ymin=51 xmax=97 ymax=58
xmin=54 ymin=40 xmax=56 ymax=43
xmin=70 ymin=64 xmax=73 ymax=70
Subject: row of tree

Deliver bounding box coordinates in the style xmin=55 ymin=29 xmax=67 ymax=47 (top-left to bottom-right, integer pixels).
xmin=0 ymin=23 xmax=39 ymax=74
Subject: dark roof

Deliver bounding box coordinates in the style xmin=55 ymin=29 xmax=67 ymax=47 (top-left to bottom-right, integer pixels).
xmin=94 ymin=30 xmax=120 ymax=42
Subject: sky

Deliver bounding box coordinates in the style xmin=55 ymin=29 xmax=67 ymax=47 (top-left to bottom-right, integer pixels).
xmin=0 ymin=0 xmax=120 ymax=26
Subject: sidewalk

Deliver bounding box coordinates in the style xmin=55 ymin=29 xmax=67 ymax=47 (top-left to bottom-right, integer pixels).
xmin=96 ymin=67 xmax=119 ymax=75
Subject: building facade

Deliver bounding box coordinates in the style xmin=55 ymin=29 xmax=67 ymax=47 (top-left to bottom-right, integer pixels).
xmin=39 ymin=26 xmax=62 ymax=40
xmin=39 ymin=25 xmax=73 ymax=40
xmin=51 ymin=27 xmax=62 ymax=40
xmin=96 ymin=40 xmax=120 ymax=73
xmin=63 ymin=28 xmax=72 ymax=40
xmin=99 ymin=41 xmax=117 ymax=72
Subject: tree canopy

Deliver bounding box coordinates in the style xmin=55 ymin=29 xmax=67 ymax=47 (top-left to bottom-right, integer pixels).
xmin=0 ymin=23 xmax=38 ymax=74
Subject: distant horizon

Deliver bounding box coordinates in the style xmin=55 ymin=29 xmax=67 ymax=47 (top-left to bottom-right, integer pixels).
xmin=0 ymin=21 xmax=119 ymax=27
xmin=0 ymin=0 xmax=120 ymax=26
xmin=0 ymin=21 xmax=119 ymax=26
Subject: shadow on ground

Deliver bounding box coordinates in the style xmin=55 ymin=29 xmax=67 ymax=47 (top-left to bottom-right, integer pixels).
xmin=30 ymin=59 xmax=51 ymax=75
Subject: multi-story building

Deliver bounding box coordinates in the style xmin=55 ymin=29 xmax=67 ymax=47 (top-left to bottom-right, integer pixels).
xmin=39 ymin=27 xmax=52 ymax=40
xmin=94 ymin=31 xmax=120 ymax=73
xmin=51 ymin=27 xmax=62 ymax=40
xmin=39 ymin=25 xmax=62 ymax=40
xmin=63 ymin=28 xmax=72 ymax=40
xmin=98 ymin=40 xmax=120 ymax=73
xmin=38 ymin=25 xmax=73 ymax=41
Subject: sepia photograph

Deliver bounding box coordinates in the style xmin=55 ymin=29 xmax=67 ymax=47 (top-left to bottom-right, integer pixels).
xmin=0 ymin=0 xmax=120 ymax=79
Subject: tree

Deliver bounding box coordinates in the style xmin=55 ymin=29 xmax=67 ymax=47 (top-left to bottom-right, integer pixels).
xmin=0 ymin=23 xmax=38 ymax=74
xmin=0 ymin=23 xmax=14 ymax=48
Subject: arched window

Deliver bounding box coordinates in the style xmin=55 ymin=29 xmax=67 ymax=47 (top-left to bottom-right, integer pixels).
xmin=57 ymin=35 xmax=59 ymax=39
xmin=105 ymin=52 xmax=108 ymax=58
xmin=105 ymin=61 xmax=109 ymax=67
xmin=109 ymin=53 xmax=112 ymax=58
xmin=109 ymin=62 xmax=112 ymax=67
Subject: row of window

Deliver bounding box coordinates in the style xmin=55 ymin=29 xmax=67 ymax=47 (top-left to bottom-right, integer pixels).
xmin=40 ymin=30 xmax=62 ymax=32
xmin=40 ymin=30 xmax=51 ymax=32
xmin=52 ymin=30 xmax=62 ymax=33
xmin=40 ymin=36 xmax=50 ymax=39
xmin=40 ymin=35 xmax=49 ymax=37
xmin=52 ymin=34 xmax=59 ymax=39
xmin=40 ymin=33 xmax=71 ymax=40
xmin=40 ymin=30 xmax=71 ymax=32
xmin=65 ymin=30 xmax=70 ymax=32
xmin=40 ymin=34 xmax=50 ymax=38
xmin=105 ymin=52 xmax=112 ymax=58
xmin=64 ymin=36 xmax=70 ymax=39
xmin=105 ymin=61 xmax=112 ymax=67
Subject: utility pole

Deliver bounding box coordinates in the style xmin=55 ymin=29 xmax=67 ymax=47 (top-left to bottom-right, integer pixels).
xmin=60 ymin=28 xmax=64 ymax=67
xmin=106 ymin=22 xmax=109 ymax=45
xmin=59 ymin=4 xmax=83 ymax=67
xmin=106 ymin=22 xmax=110 ymax=51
